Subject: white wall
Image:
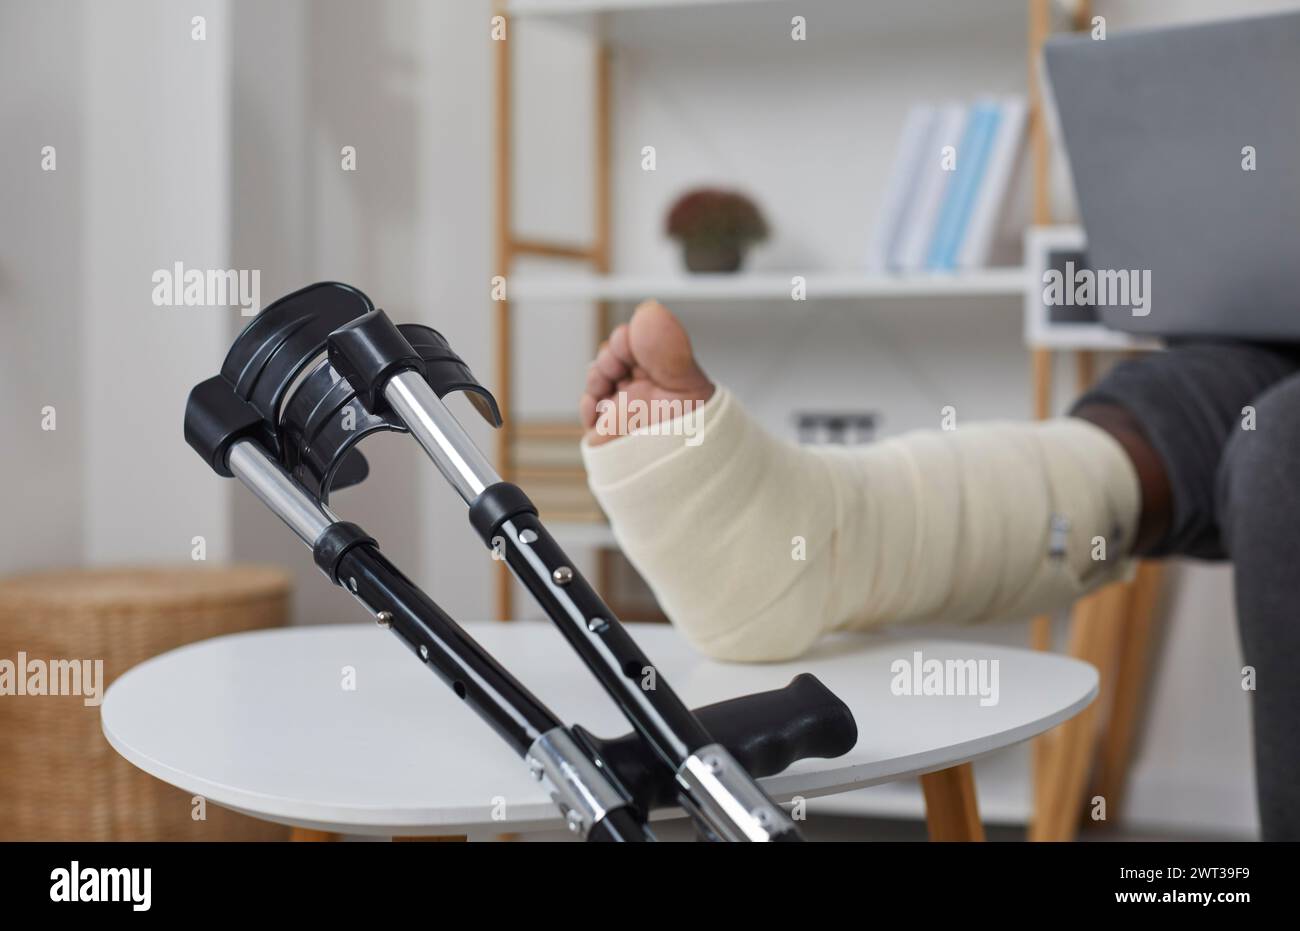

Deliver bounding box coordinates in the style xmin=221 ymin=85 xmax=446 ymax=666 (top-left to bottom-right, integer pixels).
xmin=81 ymin=0 xmax=234 ymax=565
xmin=406 ymin=1 xmax=500 ymax=622
xmin=1 ymin=0 xmax=501 ymax=614
xmin=227 ymin=0 xmax=319 ymax=619
xmin=0 ymin=0 xmax=85 ymax=573
xmin=1 ymin=0 xmax=235 ymax=572
xmin=229 ymin=0 xmax=499 ymax=624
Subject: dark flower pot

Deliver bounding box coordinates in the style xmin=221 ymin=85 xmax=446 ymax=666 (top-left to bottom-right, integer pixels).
xmin=682 ymin=240 xmax=744 ymax=273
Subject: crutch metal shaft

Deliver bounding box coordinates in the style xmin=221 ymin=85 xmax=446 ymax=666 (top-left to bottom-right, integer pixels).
xmin=385 ymin=370 xmax=501 ymax=502
xmin=224 ymin=438 xmax=648 ymax=840
xmin=228 ymin=440 xmax=337 ymax=544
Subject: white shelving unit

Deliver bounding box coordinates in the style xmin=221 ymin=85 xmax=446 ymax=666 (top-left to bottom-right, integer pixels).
xmin=510 ymin=0 xmax=749 ymax=12
xmin=494 ymin=0 xmax=1117 ymax=837
xmin=512 ymin=268 xmax=1029 ymax=303
xmin=508 ymin=0 xmax=1029 ymax=48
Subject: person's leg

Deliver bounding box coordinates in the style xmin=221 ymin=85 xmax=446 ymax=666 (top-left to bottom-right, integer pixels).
xmin=1217 ymin=373 xmax=1300 ymax=840
xmin=581 ymin=303 xmax=1145 ymax=660
xmin=585 ymin=310 xmax=1300 ymax=572
xmin=582 ymin=307 xmax=1300 ymax=833
xmin=1070 ymin=400 xmax=1173 ymax=555
xmin=1071 ymin=343 xmax=1300 ymax=840
xmin=1071 ymin=341 xmax=1300 ymax=560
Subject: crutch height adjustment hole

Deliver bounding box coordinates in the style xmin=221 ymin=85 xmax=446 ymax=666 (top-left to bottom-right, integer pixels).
xmin=623 ymin=659 xmax=647 ymax=680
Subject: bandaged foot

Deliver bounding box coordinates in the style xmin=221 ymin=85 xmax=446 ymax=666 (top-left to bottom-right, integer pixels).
xmin=581 ymin=303 xmax=1141 ymax=662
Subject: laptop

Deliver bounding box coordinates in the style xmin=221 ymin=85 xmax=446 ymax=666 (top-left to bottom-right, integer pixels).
xmin=1044 ymin=10 xmax=1300 ymax=339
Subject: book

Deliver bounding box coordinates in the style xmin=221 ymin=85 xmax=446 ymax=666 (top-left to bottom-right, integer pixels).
xmin=945 ymin=101 xmax=1001 ymax=269
xmin=891 ymin=102 xmax=968 ymax=271
xmin=927 ymin=100 xmax=999 ymax=271
xmin=958 ymin=96 xmax=1028 ymax=269
xmin=867 ymin=105 xmax=937 ymax=271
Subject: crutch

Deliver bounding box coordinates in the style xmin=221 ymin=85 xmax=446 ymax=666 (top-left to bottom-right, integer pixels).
xmin=184 ymin=281 xmax=857 ymax=841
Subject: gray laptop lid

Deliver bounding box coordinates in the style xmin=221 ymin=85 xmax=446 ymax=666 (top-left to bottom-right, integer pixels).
xmin=1044 ymin=11 xmax=1300 ymax=339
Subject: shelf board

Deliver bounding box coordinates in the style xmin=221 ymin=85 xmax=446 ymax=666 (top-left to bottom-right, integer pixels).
xmin=511 ymin=268 xmax=1028 ymax=303
xmin=506 ymin=0 xmax=1026 ymax=50
xmin=510 ymin=0 xmax=756 ymax=14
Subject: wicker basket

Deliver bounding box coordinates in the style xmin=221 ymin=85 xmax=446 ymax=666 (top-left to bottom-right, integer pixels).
xmin=0 ymin=566 xmax=292 ymax=841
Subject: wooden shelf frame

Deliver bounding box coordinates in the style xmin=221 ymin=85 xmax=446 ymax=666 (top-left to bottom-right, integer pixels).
xmin=493 ymin=0 xmax=614 ymax=621
xmin=1024 ymin=0 xmax=1167 ymax=842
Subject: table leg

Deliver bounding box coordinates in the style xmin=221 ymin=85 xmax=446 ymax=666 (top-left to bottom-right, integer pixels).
xmin=290 ymin=828 xmax=341 ymax=842
xmin=919 ymin=763 xmax=986 ymax=842
xmin=1092 ymin=562 xmax=1164 ymax=823
xmin=1031 ymin=580 xmax=1128 ymax=840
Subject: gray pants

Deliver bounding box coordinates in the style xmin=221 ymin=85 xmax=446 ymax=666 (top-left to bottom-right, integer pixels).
xmin=1077 ymin=341 xmax=1300 ymax=840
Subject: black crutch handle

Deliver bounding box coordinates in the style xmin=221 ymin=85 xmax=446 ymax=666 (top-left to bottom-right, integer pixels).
xmin=576 ymin=673 xmax=858 ymax=814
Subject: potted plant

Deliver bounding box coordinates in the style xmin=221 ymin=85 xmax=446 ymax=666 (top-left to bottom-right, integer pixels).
xmin=666 ymin=188 xmax=769 ymax=273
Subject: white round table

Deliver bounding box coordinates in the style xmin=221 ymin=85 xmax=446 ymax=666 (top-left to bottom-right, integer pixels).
xmin=101 ymin=622 xmax=1097 ymax=839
